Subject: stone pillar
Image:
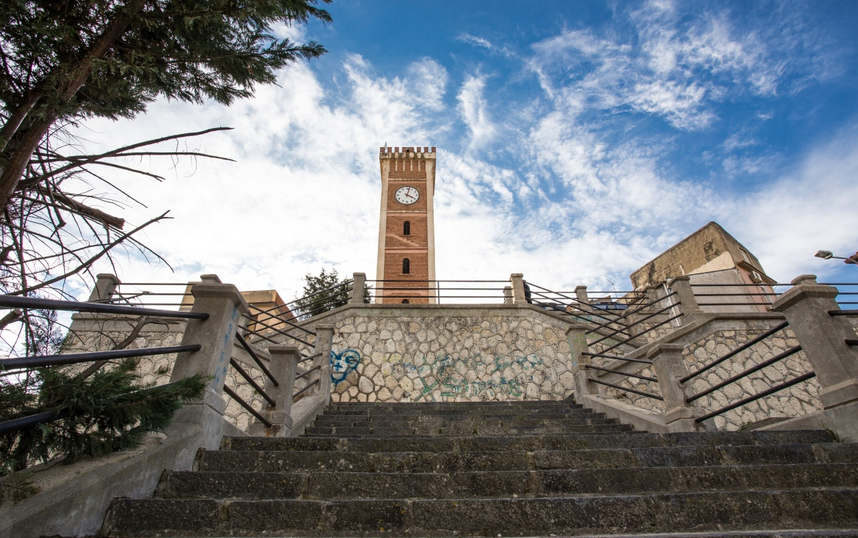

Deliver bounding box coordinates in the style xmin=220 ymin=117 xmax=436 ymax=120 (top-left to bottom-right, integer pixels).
xmin=168 ymin=281 xmax=249 ymax=443
xmin=87 ymin=274 xmax=120 ymax=302
xmin=566 ymin=323 xmax=594 ymax=399
xmin=771 ymin=275 xmax=858 ymax=440
xmin=510 ymin=273 xmax=527 ymax=305
xmin=248 ymin=345 xmax=298 ymax=437
xmin=503 ymin=286 xmax=513 ymax=304
xmin=646 ymin=343 xmax=698 ymax=432
xmin=350 ymin=273 xmax=367 ymax=305
xmin=666 ymin=276 xmax=701 ymax=316
xmin=313 ymin=325 xmax=334 ymax=398
xmin=574 ymin=286 xmax=589 ymax=306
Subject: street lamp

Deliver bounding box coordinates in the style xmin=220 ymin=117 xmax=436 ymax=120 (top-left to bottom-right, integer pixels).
xmin=815 ymin=250 xmax=858 ymax=265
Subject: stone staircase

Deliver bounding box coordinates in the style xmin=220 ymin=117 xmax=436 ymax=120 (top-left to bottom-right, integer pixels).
xmin=102 ymin=400 xmax=858 ymax=537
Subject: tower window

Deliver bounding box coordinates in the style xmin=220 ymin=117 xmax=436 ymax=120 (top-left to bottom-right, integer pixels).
xmin=403 ymin=221 xmax=411 ymax=235
xmin=402 ymin=258 xmax=410 ymax=274
xmin=402 ymin=299 xmax=409 ymax=304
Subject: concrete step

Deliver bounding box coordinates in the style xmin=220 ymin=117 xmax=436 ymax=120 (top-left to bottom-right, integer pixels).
xmin=222 ymin=429 xmax=836 ymax=453
xmin=102 ymin=489 xmax=858 ymax=536
xmin=197 ymin=443 xmax=858 ymax=474
xmin=157 ymin=463 xmax=858 ymax=500
xmin=311 ymin=416 xmax=620 ymax=427
xmin=301 ymin=423 xmax=635 ymax=436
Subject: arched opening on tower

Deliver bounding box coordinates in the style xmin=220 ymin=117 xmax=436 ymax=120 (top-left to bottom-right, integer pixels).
xmin=402 ymin=258 xmax=410 ymax=274
xmin=403 ymin=221 xmax=411 ymax=235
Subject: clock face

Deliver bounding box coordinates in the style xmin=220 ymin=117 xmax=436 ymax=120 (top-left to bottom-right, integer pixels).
xmin=395 ymin=186 xmax=420 ymax=205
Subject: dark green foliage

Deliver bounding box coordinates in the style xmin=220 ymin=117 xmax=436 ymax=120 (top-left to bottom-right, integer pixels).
xmin=293 ymin=268 xmax=370 ymax=319
xmin=0 ymin=359 xmax=206 ymax=476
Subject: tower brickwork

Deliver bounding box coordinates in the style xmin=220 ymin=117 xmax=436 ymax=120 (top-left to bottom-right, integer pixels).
xmin=376 ymin=146 xmax=436 ymax=304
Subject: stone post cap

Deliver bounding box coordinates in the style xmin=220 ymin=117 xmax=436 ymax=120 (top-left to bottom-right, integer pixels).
xmin=565 ymin=323 xmax=589 ymax=333
xmin=95 ymin=273 xmax=121 ymax=283
xmin=353 ymin=272 xmax=366 ymax=278
xmin=645 ymin=343 xmax=685 ymax=360
xmin=666 ymin=275 xmax=691 ymax=284
xmin=200 ymin=274 xmax=222 ymax=283
xmin=771 ymin=274 xmax=838 ymax=312
xmin=510 ymin=273 xmax=523 ymax=279
xmin=190 ymin=282 xmax=249 ymax=314
xmin=268 ymin=345 xmax=301 ymax=357
xmin=315 ymin=324 xmax=334 ymax=331
xmin=574 ymin=285 xmax=587 ymax=291
xmin=791 ymin=274 xmax=818 ymax=285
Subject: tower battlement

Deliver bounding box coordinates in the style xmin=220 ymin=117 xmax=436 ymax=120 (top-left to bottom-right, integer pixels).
xmin=379 ymin=146 xmax=436 ymax=157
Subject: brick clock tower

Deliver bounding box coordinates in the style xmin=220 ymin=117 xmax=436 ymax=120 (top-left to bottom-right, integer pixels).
xmin=376 ymin=146 xmax=437 ymax=304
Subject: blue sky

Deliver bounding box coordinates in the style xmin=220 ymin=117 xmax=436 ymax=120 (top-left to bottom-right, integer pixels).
xmin=78 ymin=0 xmax=858 ymax=299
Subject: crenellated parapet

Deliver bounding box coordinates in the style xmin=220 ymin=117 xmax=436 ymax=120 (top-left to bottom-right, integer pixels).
xmin=379 ymin=146 xmax=436 ymax=156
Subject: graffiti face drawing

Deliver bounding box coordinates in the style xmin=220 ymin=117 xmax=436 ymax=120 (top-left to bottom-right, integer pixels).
xmin=331 ymin=349 xmax=361 ymax=384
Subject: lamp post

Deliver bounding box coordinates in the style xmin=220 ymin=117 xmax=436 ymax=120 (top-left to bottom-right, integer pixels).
xmin=815 ymin=250 xmax=858 ymax=265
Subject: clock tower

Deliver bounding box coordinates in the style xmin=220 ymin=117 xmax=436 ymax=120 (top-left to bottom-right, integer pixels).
xmin=376 ymin=146 xmax=437 ymax=304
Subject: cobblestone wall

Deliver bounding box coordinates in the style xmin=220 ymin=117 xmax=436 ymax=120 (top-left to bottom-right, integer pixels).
xmin=294 ymin=307 xmax=575 ymax=403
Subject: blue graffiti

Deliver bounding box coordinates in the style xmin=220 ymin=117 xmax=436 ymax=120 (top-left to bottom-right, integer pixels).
xmin=331 ymin=349 xmax=361 ymax=384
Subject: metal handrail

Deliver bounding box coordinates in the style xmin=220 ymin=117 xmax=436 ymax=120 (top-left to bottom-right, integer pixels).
xmin=292 ymin=378 xmax=320 ymax=400
xmin=694 ymin=371 xmax=816 ymax=424
xmin=585 ymin=365 xmax=658 ymax=382
xmin=0 ymin=295 xmax=209 ymax=320
xmin=247 ymin=304 xmax=316 ymax=335
xmin=686 ymin=345 xmax=802 ymax=403
xmin=234 ymin=332 xmax=278 ymax=387
xmin=295 ymin=365 xmax=321 ymax=380
xmin=830 ymin=310 xmax=858 ymax=316
xmin=582 ymin=352 xmax=653 ymax=365
xmin=599 ymin=312 xmax=684 ymax=355
xmin=229 ymin=358 xmax=276 ymax=407
xmin=242 ymin=313 xmax=314 ymax=347
xmin=223 ymin=385 xmax=272 ymax=428
xmin=588 ymin=301 xmax=677 ymax=340
xmin=590 ymin=378 xmax=663 ymax=401
xmin=279 ymin=282 xmax=353 ymax=309
xmin=679 ymin=321 xmax=789 ymax=383
xmin=0 ymin=345 xmax=201 ymax=371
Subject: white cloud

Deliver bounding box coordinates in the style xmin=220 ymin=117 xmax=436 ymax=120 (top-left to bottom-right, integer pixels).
xmin=457 ymin=33 xmax=515 ymax=58
xmin=457 ymin=75 xmax=497 ymax=150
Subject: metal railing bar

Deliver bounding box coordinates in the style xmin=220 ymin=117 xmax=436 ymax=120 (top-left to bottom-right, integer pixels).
xmin=375 ymin=287 xmax=506 ymax=291
xmin=686 ymin=345 xmax=803 ymax=403
xmin=368 ymin=279 xmax=509 ymax=283
xmin=694 ymin=371 xmax=816 ymax=424
xmin=0 ymin=344 xmax=201 ymax=370
xmin=526 ymin=282 xmax=621 ymax=325
xmin=279 ymin=283 xmax=353 ymax=308
xmin=680 ymin=321 xmax=790 ymax=384
xmin=114 ymin=292 xmax=193 ymax=297
xmin=584 ymin=290 xmax=636 ymax=295
xmin=302 ymin=351 xmax=322 ymax=362
xmin=0 ymin=295 xmax=209 ymax=320
xmin=692 ymin=292 xmax=780 ymax=297
xmin=582 ymin=291 xmax=679 ymax=334
xmin=582 ymin=352 xmax=653 ymax=365
xmin=223 ymin=385 xmax=272 ymax=428
xmin=246 ymin=305 xmax=316 ymax=336
xmin=590 ymin=378 xmax=664 ymax=401
xmin=836 ymin=302 xmax=858 ymax=305
xmin=599 ymin=312 xmax=685 ymax=356
xmin=295 ymin=365 xmax=322 ymax=380
xmin=696 ymin=302 xmax=774 ymax=306
xmin=689 ymin=283 xmax=787 ymax=287
xmin=292 ymin=378 xmax=320 ymax=400
xmin=585 ymin=365 xmax=658 ymax=382
xmin=229 ymin=358 xmax=276 ymax=407
xmin=234 ymin=332 xmax=278 ymax=387
xmin=587 ymin=300 xmax=677 ymax=339
xmin=101 ymin=302 xmax=188 ymax=307
xmin=830 ymin=310 xmax=858 ymax=316
xmin=115 ymin=282 xmax=191 ymax=286
xmin=242 ymin=314 xmax=314 ymax=347
xmin=846 ymin=339 xmax=858 ymax=346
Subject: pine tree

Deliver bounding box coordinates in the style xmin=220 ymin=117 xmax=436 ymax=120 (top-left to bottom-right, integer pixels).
xmin=293 ymin=268 xmax=370 ymax=319
xmin=0 ymin=0 xmax=332 ymax=209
